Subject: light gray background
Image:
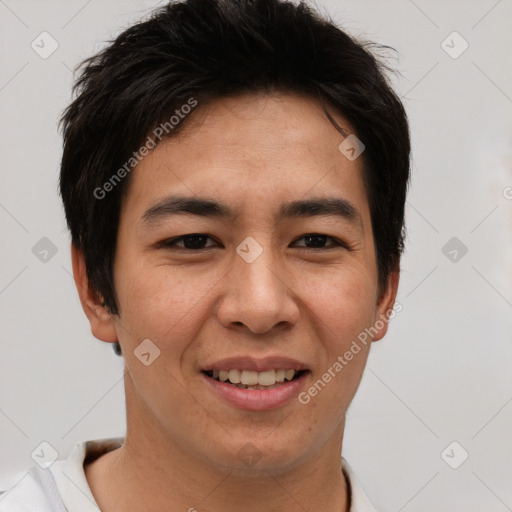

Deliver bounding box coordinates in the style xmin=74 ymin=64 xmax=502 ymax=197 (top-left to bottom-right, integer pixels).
xmin=1 ymin=0 xmax=511 ymax=510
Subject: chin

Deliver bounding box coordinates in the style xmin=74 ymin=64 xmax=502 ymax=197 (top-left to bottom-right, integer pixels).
xmin=203 ymin=434 xmax=312 ymax=476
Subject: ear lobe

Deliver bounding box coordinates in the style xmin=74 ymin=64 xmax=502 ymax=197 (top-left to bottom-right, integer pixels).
xmin=70 ymin=243 xmax=118 ymax=343
xmin=371 ymin=268 xmax=400 ymax=342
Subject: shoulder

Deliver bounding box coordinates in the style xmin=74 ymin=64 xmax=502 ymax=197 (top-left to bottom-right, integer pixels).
xmin=0 ymin=437 xmax=123 ymax=512
xmin=0 ymin=465 xmax=67 ymax=512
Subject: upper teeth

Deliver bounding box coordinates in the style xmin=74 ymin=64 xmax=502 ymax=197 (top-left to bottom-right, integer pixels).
xmin=212 ymin=369 xmax=297 ymax=386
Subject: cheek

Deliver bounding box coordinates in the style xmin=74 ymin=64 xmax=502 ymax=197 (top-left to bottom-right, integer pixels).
xmin=113 ymin=258 xmax=218 ymax=354
xmin=309 ymin=264 xmax=377 ymax=334
xmin=303 ymin=267 xmax=376 ymax=401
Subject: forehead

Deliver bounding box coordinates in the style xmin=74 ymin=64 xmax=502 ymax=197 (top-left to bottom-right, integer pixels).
xmin=121 ymin=92 xmax=369 ymax=222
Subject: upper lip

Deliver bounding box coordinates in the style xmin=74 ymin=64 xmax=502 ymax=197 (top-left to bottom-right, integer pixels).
xmin=202 ymin=356 xmax=310 ymax=372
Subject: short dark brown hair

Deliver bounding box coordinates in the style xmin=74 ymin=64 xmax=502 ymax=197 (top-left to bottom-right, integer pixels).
xmin=59 ymin=0 xmax=411 ymax=356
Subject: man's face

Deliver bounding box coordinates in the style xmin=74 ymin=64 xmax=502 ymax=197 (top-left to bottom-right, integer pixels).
xmin=108 ymin=92 xmax=396 ymax=474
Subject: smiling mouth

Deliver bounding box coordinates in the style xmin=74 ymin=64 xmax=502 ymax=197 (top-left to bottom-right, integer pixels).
xmin=202 ymin=369 xmax=308 ymax=390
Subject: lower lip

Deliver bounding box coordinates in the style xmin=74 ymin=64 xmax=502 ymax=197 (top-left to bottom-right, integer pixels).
xmin=202 ymin=372 xmax=309 ymax=411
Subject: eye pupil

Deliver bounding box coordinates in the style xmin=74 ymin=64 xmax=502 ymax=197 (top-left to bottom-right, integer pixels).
xmin=183 ymin=235 xmax=208 ymax=249
xmin=305 ymin=234 xmax=327 ymax=248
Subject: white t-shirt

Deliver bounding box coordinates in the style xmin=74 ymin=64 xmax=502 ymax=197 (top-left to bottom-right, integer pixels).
xmin=0 ymin=437 xmax=378 ymax=511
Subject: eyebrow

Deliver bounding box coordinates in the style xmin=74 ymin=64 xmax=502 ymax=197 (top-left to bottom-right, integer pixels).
xmin=141 ymin=195 xmax=362 ymax=226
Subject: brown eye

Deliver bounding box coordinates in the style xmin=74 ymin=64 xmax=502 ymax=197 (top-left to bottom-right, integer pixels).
xmin=162 ymin=234 xmax=217 ymax=250
xmin=292 ymin=234 xmax=345 ymax=249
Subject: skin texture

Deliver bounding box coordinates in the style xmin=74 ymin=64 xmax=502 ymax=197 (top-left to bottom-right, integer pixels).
xmin=73 ymin=92 xmax=399 ymax=512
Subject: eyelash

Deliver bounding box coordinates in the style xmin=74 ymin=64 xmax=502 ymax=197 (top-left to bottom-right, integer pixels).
xmin=159 ymin=233 xmax=348 ymax=251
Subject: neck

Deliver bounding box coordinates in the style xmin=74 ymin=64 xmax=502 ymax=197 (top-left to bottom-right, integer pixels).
xmin=104 ymin=439 xmax=349 ymax=512
xmin=86 ymin=377 xmax=349 ymax=512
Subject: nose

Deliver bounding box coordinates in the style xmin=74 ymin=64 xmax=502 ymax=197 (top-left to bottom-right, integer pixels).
xmin=216 ymin=244 xmax=300 ymax=334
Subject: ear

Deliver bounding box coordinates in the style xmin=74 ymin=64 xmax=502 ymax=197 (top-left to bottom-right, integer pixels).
xmin=371 ymin=267 xmax=400 ymax=342
xmin=71 ymin=244 xmax=118 ymax=343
